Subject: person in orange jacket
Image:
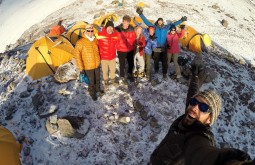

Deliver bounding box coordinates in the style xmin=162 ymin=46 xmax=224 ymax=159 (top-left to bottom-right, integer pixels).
xmin=74 ymin=24 xmax=104 ymax=101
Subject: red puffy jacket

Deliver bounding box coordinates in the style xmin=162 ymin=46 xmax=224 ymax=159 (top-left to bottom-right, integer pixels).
xmin=135 ymin=35 xmax=146 ymax=56
xmin=115 ymin=24 xmax=136 ymax=52
xmin=97 ymin=27 xmax=119 ymax=60
xmin=166 ymin=29 xmax=185 ymax=54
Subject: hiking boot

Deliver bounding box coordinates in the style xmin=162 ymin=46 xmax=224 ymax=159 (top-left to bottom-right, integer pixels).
xmin=90 ymin=93 xmax=97 ymax=101
xmin=109 ymin=78 xmax=119 ymax=86
xmin=97 ymin=90 xmax=105 ymax=97
xmin=163 ymin=74 xmax=167 ymax=79
xmin=138 ymin=72 xmax=145 ymax=78
xmin=119 ymin=77 xmax=128 ymax=85
xmin=133 ymin=72 xmax=138 ymax=78
xmin=104 ymin=80 xmax=109 ymax=86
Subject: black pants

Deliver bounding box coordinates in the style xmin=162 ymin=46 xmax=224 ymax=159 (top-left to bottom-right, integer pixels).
xmin=153 ymin=51 xmax=167 ymax=74
xmin=117 ymin=50 xmax=134 ymax=77
xmin=85 ymin=67 xmax=100 ymax=94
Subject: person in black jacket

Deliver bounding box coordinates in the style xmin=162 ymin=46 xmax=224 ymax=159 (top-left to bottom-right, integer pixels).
xmin=149 ymin=55 xmax=253 ymax=165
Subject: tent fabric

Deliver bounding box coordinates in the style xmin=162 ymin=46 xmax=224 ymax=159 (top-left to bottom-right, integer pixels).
xmin=66 ymin=21 xmax=88 ymax=46
xmin=93 ymin=13 xmax=118 ymax=28
xmin=179 ymin=26 xmax=212 ymax=53
xmin=26 ymin=35 xmax=74 ymax=80
xmin=0 ymin=126 xmax=21 ymax=165
xmin=49 ymin=25 xmax=66 ymax=35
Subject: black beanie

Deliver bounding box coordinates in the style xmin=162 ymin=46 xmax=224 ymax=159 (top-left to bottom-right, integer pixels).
xmin=157 ymin=18 xmax=163 ymax=22
xmin=105 ymin=21 xmax=114 ymax=28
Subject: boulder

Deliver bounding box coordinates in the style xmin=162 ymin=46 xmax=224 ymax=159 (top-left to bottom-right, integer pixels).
xmin=32 ymin=93 xmax=45 ymax=108
xmin=37 ymin=105 xmax=58 ymax=118
xmin=118 ymin=116 xmax=131 ymax=124
xmin=221 ymin=19 xmax=228 ymax=28
xmin=54 ymin=62 xmax=78 ymax=83
xmin=20 ymin=91 xmax=31 ymax=98
xmin=57 ymin=119 xmax=84 ymax=138
xmin=133 ymin=100 xmax=144 ymax=112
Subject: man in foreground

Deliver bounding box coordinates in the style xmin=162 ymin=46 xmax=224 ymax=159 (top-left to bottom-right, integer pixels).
xmin=149 ymin=55 xmax=253 ymax=165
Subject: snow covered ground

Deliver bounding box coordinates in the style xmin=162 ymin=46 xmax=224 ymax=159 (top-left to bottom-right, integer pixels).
xmin=0 ymin=0 xmax=255 ymax=164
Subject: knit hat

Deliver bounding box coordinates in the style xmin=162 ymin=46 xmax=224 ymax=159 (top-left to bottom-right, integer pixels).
xmin=194 ymin=89 xmax=222 ymax=126
xmin=170 ymin=26 xmax=176 ymax=31
xmin=105 ymin=21 xmax=114 ymax=28
xmin=157 ymin=18 xmax=163 ymax=22
xmin=148 ymin=26 xmax=155 ymax=31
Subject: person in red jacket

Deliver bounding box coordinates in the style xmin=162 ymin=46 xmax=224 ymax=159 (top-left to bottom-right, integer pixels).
xmin=166 ymin=25 xmax=185 ymax=81
xmin=97 ymin=21 xmax=119 ymax=87
xmin=133 ymin=26 xmax=146 ymax=78
xmin=115 ymin=15 xmax=136 ymax=84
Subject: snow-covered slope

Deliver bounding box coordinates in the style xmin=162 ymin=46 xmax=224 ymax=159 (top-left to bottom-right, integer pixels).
xmin=0 ymin=0 xmax=77 ymax=53
xmin=0 ymin=0 xmax=254 ymax=164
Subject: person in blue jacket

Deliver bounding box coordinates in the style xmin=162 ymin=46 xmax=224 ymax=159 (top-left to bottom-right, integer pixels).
xmin=136 ymin=7 xmax=187 ymax=79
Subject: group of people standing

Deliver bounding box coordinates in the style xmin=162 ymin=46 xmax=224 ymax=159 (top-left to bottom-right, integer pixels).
xmin=74 ymin=8 xmax=188 ymax=101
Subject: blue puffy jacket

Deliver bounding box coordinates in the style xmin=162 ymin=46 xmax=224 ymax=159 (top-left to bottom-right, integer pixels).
xmin=143 ymin=29 xmax=157 ymax=55
xmin=139 ymin=14 xmax=183 ymax=48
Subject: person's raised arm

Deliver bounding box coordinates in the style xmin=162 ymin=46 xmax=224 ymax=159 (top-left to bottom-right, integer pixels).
xmin=136 ymin=7 xmax=154 ymax=27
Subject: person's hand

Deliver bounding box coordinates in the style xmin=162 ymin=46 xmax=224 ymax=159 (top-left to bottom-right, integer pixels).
xmin=181 ymin=16 xmax=187 ymax=22
xmin=136 ymin=7 xmax=143 ymax=15
xmin=79 ymin=70 xmax=85 ymax=83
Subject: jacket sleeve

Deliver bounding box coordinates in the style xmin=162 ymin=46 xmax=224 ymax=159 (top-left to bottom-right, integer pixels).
xmin=74 ymin=40 xmax=85 ymax=71
xmin=139 ymin=36 xmax=146 ymax=48
xmin=173 ymin=19 xmax=183 ymax=27
xmin=186 ymin=75 xmax=199 ymax=108
xmin=139 ymin=14 xmax=154 ymax=26
xmin=177 ymin=29 xmax=185 ymax=38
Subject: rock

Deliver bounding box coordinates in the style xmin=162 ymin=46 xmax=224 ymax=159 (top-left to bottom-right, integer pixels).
xmin=49 ymin=115 xmax=58 ymax=124
xmin=32 ymin=93 xmax=45 ymax=108
xmin=151 ymin=78 xmax=160 ymax=87
xmin=248 ymin=102 xmax=255 ymax=113
xmin=93 ymin=13 xmax=101 ymax=19
xmin=20 ymin=91 xmax=31 ymax=98
xmin=37 ymin=105 xmax=58 ymax=118
xmin=45 ymin=120 xmax=58 ymax=134
xmin=149 ymin=117 xmax=159 ymax=128
xmin=133 ymin=100 xmax=144 ymax=112
xmin=238 ymin=59 xmax=246 ymax=66
xmin=57 ymin=119 xmax=84 ymax=138
xmin=118 ymin=116 xmax=130 ymax=124
xmin=212 ymin=4 xmax=220 ymax=9
xmin=96 ymin=0 xmax=103 ymax=5
xmin=27 ymin=84 xmax=34 ymax=92
xmin=58 ymin=88 xmax=71 ymax=96
xmin=5 ymin=105 xmax=16 ymax=120
xmin=140 ymin=109 xmax=149 ymax=121
xmin=225 ymin=55 xmax=235 ymax=64
xmin=54 ymin=62 xmax=78 ymax=83
xmin=149 ymin=135 xmax=158 ymax=142
xmin=23 ymin=146 xmax=30 ymax=156
xmin=221 ymin=19 xmax=228 ymax=28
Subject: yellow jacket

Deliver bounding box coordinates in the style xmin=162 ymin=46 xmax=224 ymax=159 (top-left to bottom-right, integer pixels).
xmin=74 ymin=37 xmax=100 ymax=70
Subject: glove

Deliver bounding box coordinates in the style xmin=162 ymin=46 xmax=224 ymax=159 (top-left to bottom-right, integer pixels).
xmin=191 ymin=54 xmax=204 ymax=76
xmin=181 ymin=16 xmax=187 ymax=22
xmin=180 ymin=24 xmax=186 ymax=29
xmin=136 ymin=7 xmax=143 ymax=15
xmin=79 ymin=70 xmax=85 ymax=83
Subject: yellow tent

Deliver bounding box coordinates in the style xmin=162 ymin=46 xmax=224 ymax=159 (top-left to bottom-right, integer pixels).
xmin=93 ymin=13 xmax=118 ymax=28
xmin=66 ymin=14 xmax=118 ymax=46
xmin=179 ymin=26 xmax=212 ymax=53
xmin=65 ymin=21 xmax=89 ymax=46
xmin=0 ymin=126 xmax=21 ymax=165
xmin=26 ymin=35 xmax=74 ymax=80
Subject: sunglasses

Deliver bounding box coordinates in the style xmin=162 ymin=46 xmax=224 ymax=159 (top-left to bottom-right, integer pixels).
xmin=189 ymin=97 xmax=210 ymax=113
xmin=86 ymin=30 xmax=94 ymax=32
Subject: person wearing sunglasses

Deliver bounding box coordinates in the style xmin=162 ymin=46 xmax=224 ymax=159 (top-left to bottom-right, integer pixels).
xmin=136 ymin=7 xmax=187 ymax=79
xmin=149 ymin=58 xmax=252 ymax=164
xmin=74 ymin=24 xmax=104 ymax=101
xmin=166 ymin=25 xmax=186 ymax=83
